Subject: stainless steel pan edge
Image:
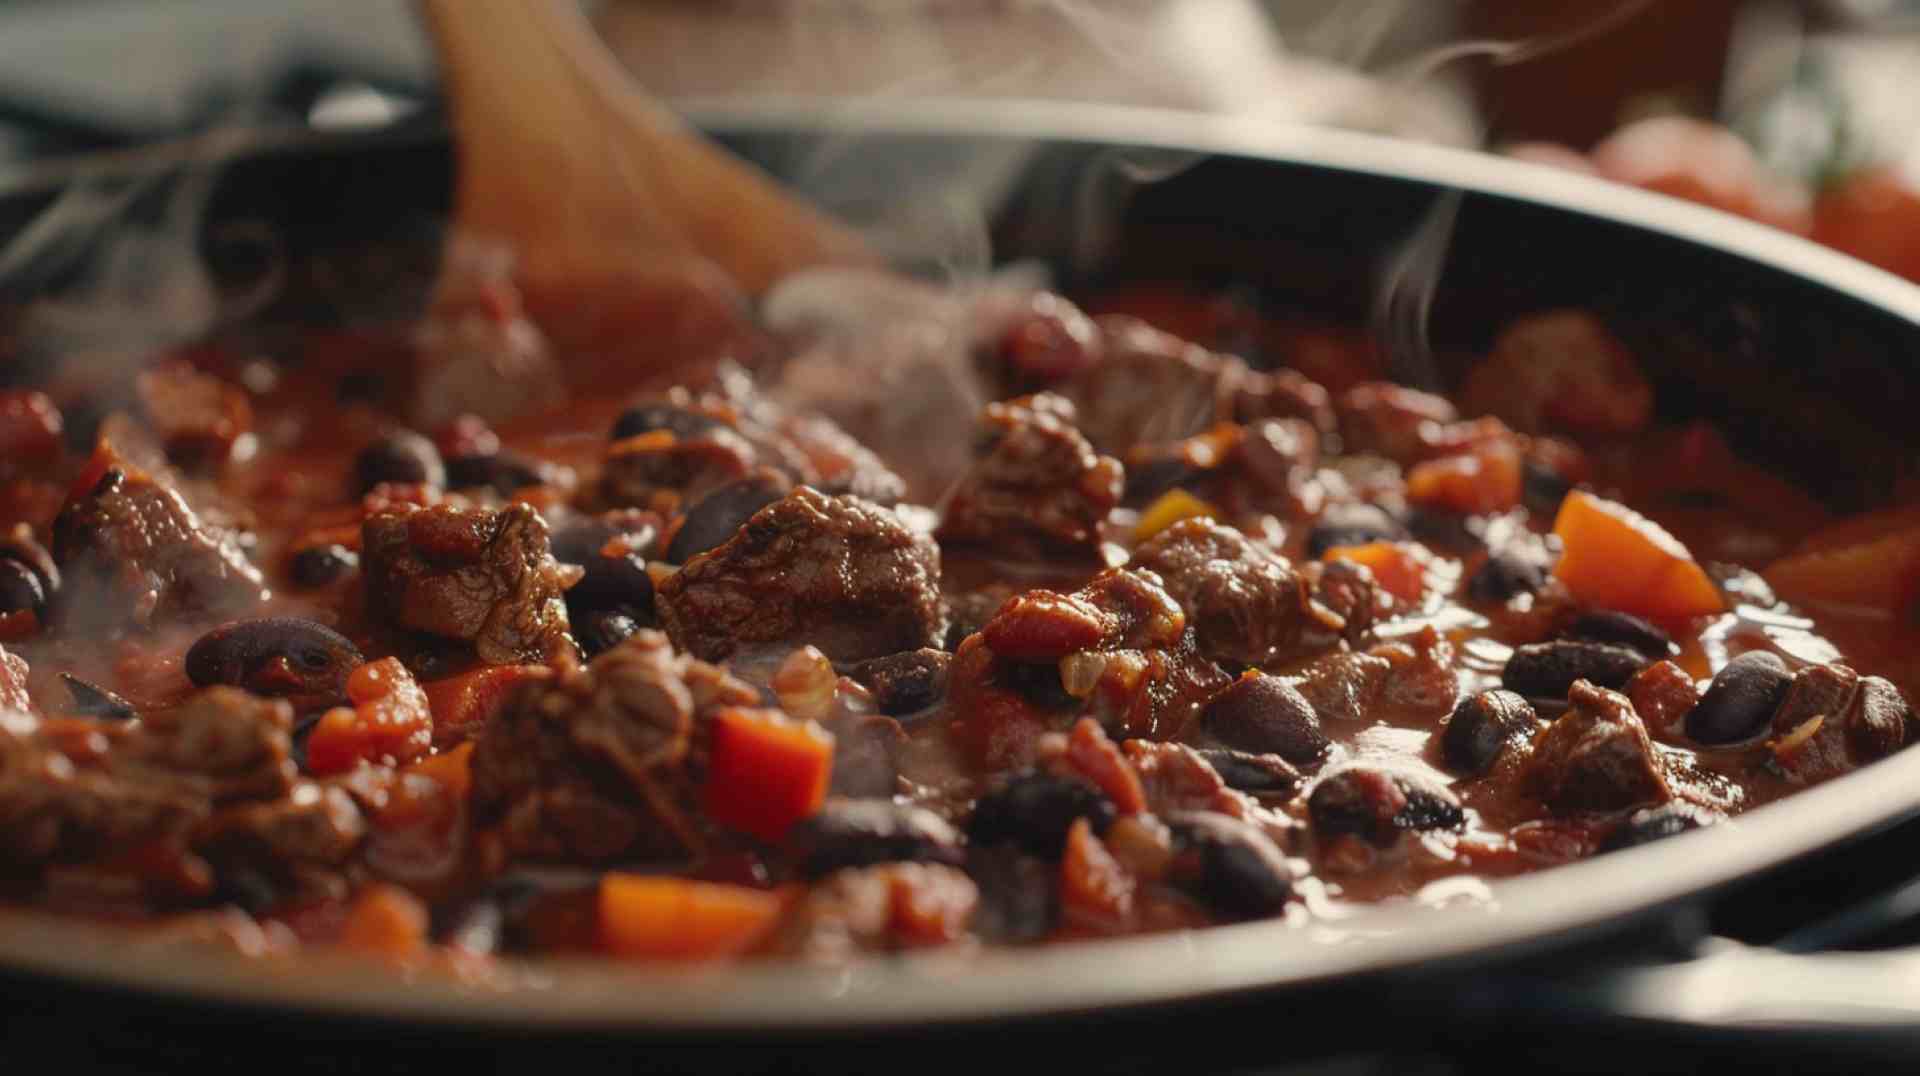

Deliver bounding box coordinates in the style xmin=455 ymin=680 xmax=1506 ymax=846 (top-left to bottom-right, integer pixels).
xmin=0 ymin=100 xmax=1917 ymax=1031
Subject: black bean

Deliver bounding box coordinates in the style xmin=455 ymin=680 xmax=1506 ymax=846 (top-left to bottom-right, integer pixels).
xmin=574 ymin=609 xmax=641 ymax=659
xmin=611 ymin=403 xmax=722 ymax=442
xmin=1201 ymin=674 xmax=1330 ymax=764
xmin=567 ymin=548 xmax=655 ymax=617
xmin=1000 ymin=660 xmax=1076 ymax=710
xmin=0 ymin=558 xmax=45 ymax=619
xmin=1439 ymin=689 xmax=1539 ymax=776
xmin=1565 ymin=610 xmax=1673 ymax=658
xmin=1306 ymin=503 xmax=1403 ymax=559
xmin=1195 ymin=749 xmax=1302 ymax=797
xmin=0 ymin=528 xmax=58 ymax=600
xmin=1502 ymin=640 xmax=1648 ymax=698
xmin=966 ymin=845 xmax=1058 ymax=943
xmin=437 ymin=877 xmax=546 ymax=955
xmin=665 ymin=472 xmax=789 ymax=564
xmin=445 ymin=451 xmax=565 ymax=496
xmin=1466 ymin=549 xmax=1546 ymax=604
xmin=1406 ymin=508 xmax=1482 ymax=554
xmin=786 ymin=800 xmax=964 ymax=880
xmin=213 ymin=866 xmax=280 ymax=916
xmin=967 ymin=771 xmax=1116 ymax=860
xmin=1521 ymin=460 xmax=1574 ymax=515
xmin=1165 ymin=811 xmax=1295 ymax=918
xmin=1598 ymin=802 xmax=1720 ymax=852
xmin=1686 ymin=651 xmax=1793 ymax=745
xmin=352 ymin=430 xmax=444 ymax=494
xmin=1854 ymin=676 xmax=1914 ymax=761
xmin=185 ymin=617 xmax=364 ymax=701
xmin=1307 ymin=764 xmax=1463 ymax=848
xmin=289 ymin=544 xmax=358 ymax=588
xmin=60 ymin=673 xmax=136 ymax=720
xmin=847 ymin=649 xmax=951 ymax=718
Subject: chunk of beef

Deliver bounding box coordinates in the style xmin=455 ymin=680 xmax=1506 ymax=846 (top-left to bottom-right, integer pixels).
xmin=361 ymin=503 xmax=581 ymax=665
xmin=0 ymin=685 xmax=306 ymax=887
xmin=1767 ymin=664 xmax=1913 ymax=783
xmin=602 ymin=423 xmax=761 ymax=512
xmin=1301 ymin=558 xmax=1381 ymax=645
xmin=1524 ymin=680 xmax=1671 ymax=812
xmin=0 ymin=711 xmax=207 ymax=870
xmin=1286 ymin=626 xmax=1457 ymax=725
xmin=191 ymin=783 xmax=366 ymax=873
xmin=657 ymin=487 xmax=944 ymax=664
xmin=469 ymin=630 xmax=762 ymax=861
xmin=1129 ymin=518 xmax=1336 ymax=668
xmin=1334 ymin=381 xmax=1457 ymax=463
xmin=0 ymin=646 xmax=27 ymax=714
xmin=949 ymin=568 xmax=1230 ymax=767
xmin=134 ymin=361 xmax=252 ymax=472
xmin=51 ymin=450 xmax=263 ymax=631
xmin=1064 ymin=316 xmax=1332 ymax=459
xmin=109 ymin=686 xmax=296 ymax=803
xmin=1064 ymin=317 xmax=1223 ymax=454
xmin=937 ymin=394 xmax=1123 ymax=559
xmin=771 ymin=862 xmax=978 ymax=959
xmin=777 ymin=413 xmax=907 ymax=505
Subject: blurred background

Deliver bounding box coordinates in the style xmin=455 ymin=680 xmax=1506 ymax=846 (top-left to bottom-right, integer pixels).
xmin=0 ymin=0 xmax=1915 ymax=280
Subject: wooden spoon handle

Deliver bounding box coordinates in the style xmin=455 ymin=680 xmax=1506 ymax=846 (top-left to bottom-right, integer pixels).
xmin=420 ymin=0 xmax=871 ymax=295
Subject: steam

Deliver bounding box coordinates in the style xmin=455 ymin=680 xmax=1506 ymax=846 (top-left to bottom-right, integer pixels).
xmin=1371 ymin=188 xmax=1462 ymax=395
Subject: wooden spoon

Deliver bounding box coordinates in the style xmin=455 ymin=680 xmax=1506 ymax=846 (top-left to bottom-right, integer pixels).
xmin=418 ymin=0 xmax=873 ymax=361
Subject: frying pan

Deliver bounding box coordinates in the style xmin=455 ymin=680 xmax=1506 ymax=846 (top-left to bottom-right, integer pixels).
xmin=3 ymin=100 xmax=1920 ymax=1066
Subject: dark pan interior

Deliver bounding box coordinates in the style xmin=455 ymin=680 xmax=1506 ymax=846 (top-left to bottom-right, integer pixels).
xmin=5 ymin=117 xmax=1914 ymax=512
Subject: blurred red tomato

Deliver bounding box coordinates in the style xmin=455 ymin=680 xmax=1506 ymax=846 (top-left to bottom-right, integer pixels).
xmin=1812 ymin=167 xmax=1920 ymax=284
xmin=1590 ymin=116 xmax=1812 ymax=235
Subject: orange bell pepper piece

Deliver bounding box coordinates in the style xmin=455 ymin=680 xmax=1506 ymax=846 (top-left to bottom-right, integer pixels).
xmin=704 ymin=707 xmax=834 ymax=844
xmin=1405 ymin=437 xmax=1522 ymax=515
xmin=598 ymin=874 xmax=783 ymax=960
xmin=339 ymin=883 xmax=430 ymax=957
xmin=1765 ymin=524 xmax=1920 ymax=618
xmin=1324 ymin=541 xmax=1432 ymax=604
xmin=1551 ymin=490 xmax=1723 ymax=620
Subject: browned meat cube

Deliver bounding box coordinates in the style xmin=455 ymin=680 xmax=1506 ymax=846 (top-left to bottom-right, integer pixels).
xmin=658 ymin=487 xmax=944 ymax=664
xmin=361 ymin=502 xmax=581 ymax=664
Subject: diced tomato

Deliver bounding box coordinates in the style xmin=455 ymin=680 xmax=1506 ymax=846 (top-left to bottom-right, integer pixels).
xmin=0 ymin=391 xmax=63 ymax=466
xmin=423 ymin=664 xmax=550 ymax=738
xmin=1064 ymin=717 xmax=1146 ymax=815
xmin=305 ymin=658 xmax=433 ymax=775
xmin=1060 ymin=818 xmax=1135 ymax=932
xmin=886 ymin=864 xmax=979 ymax=947
xmin=1591 ymin=116 xmax=1813 ymax=235
xmin=1551 ymin=490 xmax=1723 ymax=619
xmin=1812 ymin=166 xmax=1920 ymax=283
xmin=704 ymin=707 xmax=834 ymax=844
xmin=598 ymin=874 xmax=783 ymax=960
